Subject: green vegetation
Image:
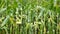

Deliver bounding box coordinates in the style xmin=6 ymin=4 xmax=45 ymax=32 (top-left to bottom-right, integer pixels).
xmin=0 ymin=0 xmax=60 ymax=34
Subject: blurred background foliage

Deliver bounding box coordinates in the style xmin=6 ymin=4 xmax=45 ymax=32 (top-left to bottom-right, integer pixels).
xmin=0 ymin=0 xmax=60 ymax=34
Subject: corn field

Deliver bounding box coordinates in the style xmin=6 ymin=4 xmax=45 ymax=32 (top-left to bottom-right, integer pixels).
xmin=0 ymin=0 xmax=60 ymax=34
